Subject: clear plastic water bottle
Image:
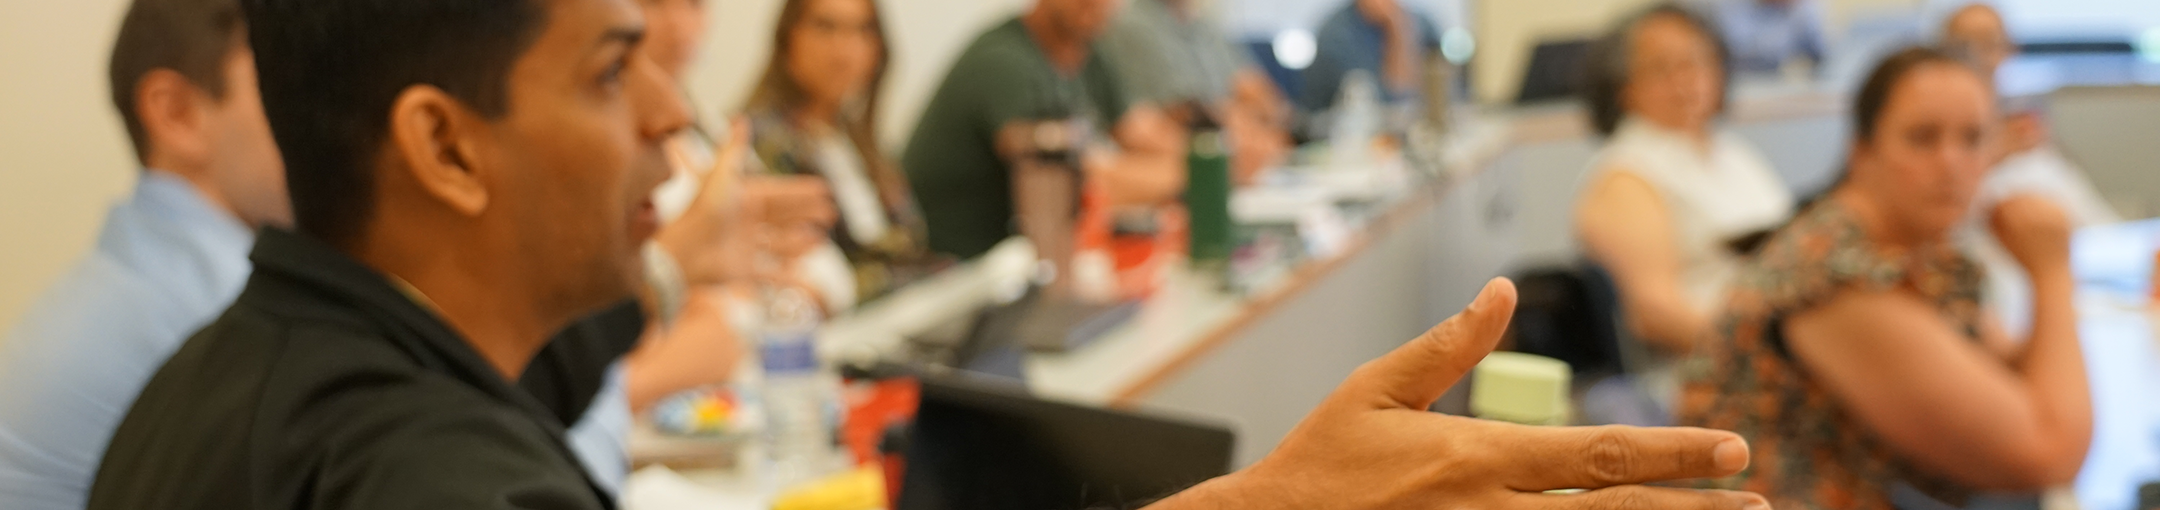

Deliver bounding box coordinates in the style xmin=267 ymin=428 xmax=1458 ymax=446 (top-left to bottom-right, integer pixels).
xmin=755 ymin=287 xmax=844 ymax=492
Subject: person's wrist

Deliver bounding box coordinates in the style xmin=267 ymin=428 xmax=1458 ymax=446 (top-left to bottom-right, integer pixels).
xmin=1385 ymin=15 xmax=1416 ymax=39
xmin=1150 ymin=470 xmax=1285 ymax=510
xmin=2027 ymin=263 xmax=2075 ymax=291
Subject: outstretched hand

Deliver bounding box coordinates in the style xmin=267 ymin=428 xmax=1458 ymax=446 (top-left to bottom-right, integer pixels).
xmin=1148 ymin=278 xmax=1768 ymax=510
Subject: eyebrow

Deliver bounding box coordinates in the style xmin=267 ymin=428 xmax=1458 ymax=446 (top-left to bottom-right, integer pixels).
xmin=594 ymin=26 xmax=645 ymax=51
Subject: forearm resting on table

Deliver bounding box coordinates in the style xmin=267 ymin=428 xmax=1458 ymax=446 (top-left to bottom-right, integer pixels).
xmin=623 ymin=336 xmax=686 ymax=414
xmin=1619 ymin=287 xmax=1712 ymax=354
xmin=1088 ymin=150 xmax=1187 ymax=208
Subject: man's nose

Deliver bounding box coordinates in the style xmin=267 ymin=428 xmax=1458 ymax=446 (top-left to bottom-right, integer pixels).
xmin=630 ymin=53 xmax=693 ymax=141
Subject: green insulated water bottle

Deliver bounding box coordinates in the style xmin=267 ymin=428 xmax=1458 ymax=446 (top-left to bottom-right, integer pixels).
xmin=1185 ymin=110 xmax=1232 ymax=264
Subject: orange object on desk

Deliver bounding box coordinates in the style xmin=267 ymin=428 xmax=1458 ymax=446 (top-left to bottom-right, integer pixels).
xmin=840 ymin=377 xmax=919 ymax=506
xmin=1075 ymin=188 xmax=1185 ymax=301
xmin=2151 ymin=250 xmax=2160 ymax=304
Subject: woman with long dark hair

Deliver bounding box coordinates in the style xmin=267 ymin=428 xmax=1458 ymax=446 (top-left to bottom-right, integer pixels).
xmin=738 ymin=0 xmax=934 ymax=307
xmin=1680 ymin=47 xmax=2091 ymax=508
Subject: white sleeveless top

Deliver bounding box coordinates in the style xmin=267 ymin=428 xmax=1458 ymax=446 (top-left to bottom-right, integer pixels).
xmin=1587 ymin=118 xmax=1795 ymax=314
xmin=1583 ymin=118 xmax=1795 ymax=411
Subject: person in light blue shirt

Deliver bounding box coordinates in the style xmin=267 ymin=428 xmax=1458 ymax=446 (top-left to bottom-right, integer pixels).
xmin=0 ymin=1 xmax=288 ymax=508
xmin=1298 ymin=0 xmax=1441 ymax=113
xmin=0 ymin=0 xmax=759 ymax=505
xmin=1712 ymin=0 xmax=1828 ymax=75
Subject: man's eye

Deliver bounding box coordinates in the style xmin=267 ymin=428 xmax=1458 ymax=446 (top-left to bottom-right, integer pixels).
xmin=600 ymin=62 xmax=627 ymax=86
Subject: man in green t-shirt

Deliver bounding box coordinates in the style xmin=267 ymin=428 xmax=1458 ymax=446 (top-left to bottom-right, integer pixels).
xmin=902 ymin=0 xmax=1187 ymax=260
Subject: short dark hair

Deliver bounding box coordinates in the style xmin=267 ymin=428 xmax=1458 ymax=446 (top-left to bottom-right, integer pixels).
xmin=1581 ymin=3 xmax=1732 ymax=137
xmin=109 ymin=0 xmax=247 ymax=164
xmin=240 ymin=0 xmax=549 ymax=246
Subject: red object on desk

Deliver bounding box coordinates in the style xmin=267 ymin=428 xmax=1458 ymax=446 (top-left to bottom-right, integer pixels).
xmin=1075 ymin=188 xmax=1186 ymax=301
xmin=841 ymin=377 xmax=919 ymax=505
xmin=842 ymin=378 xmax=918 ymax=466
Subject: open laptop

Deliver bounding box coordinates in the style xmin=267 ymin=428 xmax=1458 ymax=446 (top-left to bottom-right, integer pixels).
xmin=1516 ymin=39 xmax=1594 ymax=104
xmin=894 ymin=376 xmax=1236 ymax=510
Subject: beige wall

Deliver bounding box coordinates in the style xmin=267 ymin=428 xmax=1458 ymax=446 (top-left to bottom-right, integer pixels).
xmin=1472 ymin=0 xmax=1926 ymax=103
xmin=0 ymin=1 xmax=136 ymax=329
xmin=0 ymin=0 xmax=1030 ymax=331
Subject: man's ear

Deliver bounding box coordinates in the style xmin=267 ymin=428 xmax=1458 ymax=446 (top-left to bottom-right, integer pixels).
xmin=135 ymin=69 xmax=210 ymax=171
xmin=388 ymin=85 xmax=490 ymax=217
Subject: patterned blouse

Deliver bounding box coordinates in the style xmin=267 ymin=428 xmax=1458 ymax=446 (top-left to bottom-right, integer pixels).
xmin=743 ymin=106 xmax=945 ymax=303
xmin=1678 ymin=197 xmax=1986 ymax=509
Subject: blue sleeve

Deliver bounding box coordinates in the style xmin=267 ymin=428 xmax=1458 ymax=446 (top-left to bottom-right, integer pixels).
xmin=1299 ymin=16 xmax=1360 ymax=112
xmin=564 ymin=364 xmax=632 ymax=497
xmin=1800 ymin=2 xmax=1827 ymax=63
xmin=1417 ymin=14 xmax=1443 ymax=49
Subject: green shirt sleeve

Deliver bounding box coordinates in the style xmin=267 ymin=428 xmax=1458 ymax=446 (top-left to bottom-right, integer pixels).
xmin=1097 ymin=10 xmax=1182 ymax=105
xmin=1086 ymin=50 xmax=1131 ymax=124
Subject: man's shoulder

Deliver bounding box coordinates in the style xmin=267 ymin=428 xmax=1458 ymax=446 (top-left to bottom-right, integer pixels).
xmin=92 ymin=311 xmax=590 ymax=510
xmin=4 ymin=252 xmax=194 ymax=353
xmin=286 ymin=376 xmax=601 ymax=509
xmin=0 ymin=252 xmax=200 ymax=424
xmin=947 ymin=19 xmax=1045 ymax=79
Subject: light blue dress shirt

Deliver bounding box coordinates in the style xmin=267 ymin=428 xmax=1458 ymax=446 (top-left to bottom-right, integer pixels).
xmin=0 ymin=171 xmax=635 ymax=509
xmin=569 ymin=362 xmax=634 ymax=494
xmin=1298 ymin=4 xmax=1440 ymax=112
xmin=0 ymin=171 xmax=254 ymax=510
xmin=1714 ymin=0 xmax=1828 ymax=74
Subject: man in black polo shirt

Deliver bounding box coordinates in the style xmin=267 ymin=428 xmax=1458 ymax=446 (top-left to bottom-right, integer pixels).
xmin=84 ymin=0 xmax=688 ymax=506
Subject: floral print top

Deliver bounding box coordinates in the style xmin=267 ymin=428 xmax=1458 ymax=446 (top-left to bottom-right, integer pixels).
xmin=1678 ymin=196 xmax=1985 ymax=510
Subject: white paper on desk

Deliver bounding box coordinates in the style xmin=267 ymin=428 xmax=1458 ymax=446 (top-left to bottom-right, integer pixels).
xmin=2072 ymin=223 xmax=2157 ymax=294
xmin=1231 ymin=186 xmax=1332 ymax=225
xmin=1300 ymin=206 xmax=1352 ymax=258
xmin=621 ymin=466 xmax=768 ymax=510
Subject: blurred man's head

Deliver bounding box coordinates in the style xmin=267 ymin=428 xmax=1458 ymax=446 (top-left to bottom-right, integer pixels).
xmin=639 ymin=0 xmax=708 ymax=79
xmin=1944 ymin=3 xmax=2015 ymax=78
xmin=1355 ymin=0 xmax=1402 ymax=25
xmin=242 ymin=0 xmax=690 ymax=330
xmin=1033 ymin=0 xmax=1122 ymax=43
xmin=109 ymin=0 xmax=289 ymax=228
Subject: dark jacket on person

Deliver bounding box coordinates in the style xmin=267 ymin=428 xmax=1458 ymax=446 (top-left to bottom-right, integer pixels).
xmin=85 ymin=229 xmax=636 ymax=510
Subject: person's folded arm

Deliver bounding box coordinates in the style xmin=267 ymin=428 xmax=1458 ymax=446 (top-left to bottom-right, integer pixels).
xmin=1783 ymin=279 xmax=2090 ymax=489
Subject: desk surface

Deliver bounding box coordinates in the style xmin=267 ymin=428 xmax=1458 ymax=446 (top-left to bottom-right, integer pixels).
xmin=2067 ymin=221 xmax=2160 ymax=510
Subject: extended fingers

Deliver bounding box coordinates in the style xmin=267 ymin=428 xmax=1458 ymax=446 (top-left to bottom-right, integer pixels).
xmin=1502 ymin=425 xmax=1750 ymax=491
xmin=1345 ymin=278 xmax=1518 ymax=410
xmin=1510 ymin=486 xmax=1767 ymax=510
